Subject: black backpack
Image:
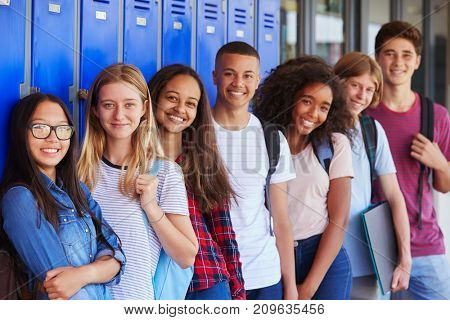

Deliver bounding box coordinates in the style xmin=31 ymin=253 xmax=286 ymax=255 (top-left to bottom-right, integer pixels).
xmin=417 ymin=94 xmax=434 ymax=230
xmin=0 ymin=233 xmax=31 ymax=300
xmin=261 ymin=121 xmax=281 ymax=236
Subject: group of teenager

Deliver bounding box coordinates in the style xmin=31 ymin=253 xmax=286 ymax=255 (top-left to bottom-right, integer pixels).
xmin=0 ymin=20 xmax=449 ymax=300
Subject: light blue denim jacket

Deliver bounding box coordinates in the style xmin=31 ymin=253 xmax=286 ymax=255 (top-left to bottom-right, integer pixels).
xmin=1 ymin=173 xmax=126 ymax=300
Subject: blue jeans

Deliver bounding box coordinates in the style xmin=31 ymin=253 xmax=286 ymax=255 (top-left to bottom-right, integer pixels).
xmin=246 ymin=280 xmax=282 ymax=300
xmin=391 ymin=255 xmax=450 ymax=300
xmin=295 ymin=234 xmax=352 ymax=300
xmin=185 ymin=281 xmax=232 ymax=300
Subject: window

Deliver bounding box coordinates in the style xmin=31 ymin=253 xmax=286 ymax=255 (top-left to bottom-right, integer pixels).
xmin=368 ymin=0 xmax=390 ymax=56
xmin=315 ymin=0 xmax=344 ymax=65
xmin=280 ymin=0 xmax=298 ymax=62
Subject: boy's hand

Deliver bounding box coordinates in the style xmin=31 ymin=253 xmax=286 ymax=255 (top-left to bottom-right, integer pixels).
xmin=391 ymin=263 xmax=411 ymax=293
xmin=283 ymin=283 xmax=298 ymax=300
xmin=410 ymin=133 xmax=447 ymax=171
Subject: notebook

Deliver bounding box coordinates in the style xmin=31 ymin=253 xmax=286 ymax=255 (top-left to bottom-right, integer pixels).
xmin=361 ymin=201 xmax=398 ymax=295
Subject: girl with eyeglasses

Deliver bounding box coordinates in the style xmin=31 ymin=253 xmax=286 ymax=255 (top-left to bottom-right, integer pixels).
xmin=0 ymin=93 xmax=125 ymax=299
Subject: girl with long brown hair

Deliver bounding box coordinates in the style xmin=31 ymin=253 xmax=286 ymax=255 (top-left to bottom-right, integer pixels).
xmin=149 ymin=64 xmax=245 ymax=300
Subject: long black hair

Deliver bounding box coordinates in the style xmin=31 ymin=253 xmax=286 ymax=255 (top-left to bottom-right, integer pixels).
xmin=0 ymin=93 xmax=117 ymax=290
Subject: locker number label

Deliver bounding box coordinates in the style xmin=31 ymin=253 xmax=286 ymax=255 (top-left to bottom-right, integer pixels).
xmin=136 ymin=17 xmax=147 ymax=26
xmin=0 ymin=0 xmax=11 ymax=6
xmin=48 ymin=3 xmax=61 ymax=14
xmin=96 ymin=11 xmax=107 ymax=21
xmin=206 ymin=25 xmax=216 ymax=34
xmin=236 ymin=30 xmax=245 ymax=38
xmin=173 ymin=21 xmax=183 ymax=30
xmin=265 ymin=34 xmax=273 ymax=42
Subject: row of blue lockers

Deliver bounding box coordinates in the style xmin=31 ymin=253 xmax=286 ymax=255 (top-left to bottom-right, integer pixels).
xmin=0 ymin=0 xmax=280 ymax=171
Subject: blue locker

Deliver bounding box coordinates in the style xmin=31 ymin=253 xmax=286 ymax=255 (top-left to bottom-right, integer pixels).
xmin=257 ymin=0 xmax=280 ymax=78
xmin=79 ymin=0 xmax=119 ymax=136
xmin=162 ymin=0 xmax=192 ymax=67
xmin=31 ymin=0 xmax=75 ymax=111
xmin=196 ymin=0 xmax=225 ymax=106
xmin=123 ymin=0 xmax=158 ymax=81
xmin=0 ymin=0 xmax=26 ymax=173
xmin=227 ymin=0 xmax=254 ymax=45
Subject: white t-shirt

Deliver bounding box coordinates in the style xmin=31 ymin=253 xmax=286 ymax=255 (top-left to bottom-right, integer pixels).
xmin=344 ymin=120 xmax=396 ymax=277
xmin=288 ymin=133 xmax=353 ymax=240
xmin=92 ymin=158 xmax=189 ymax=300
xmin=213 ymin=114 xmax=296 ymax=290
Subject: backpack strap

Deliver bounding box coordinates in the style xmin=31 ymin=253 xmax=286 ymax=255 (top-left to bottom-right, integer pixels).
xmin=149 ymin=159 xmax=162 ymax=176
xmin=417 ymin=94 xmax=434 ymax=230
xmin=360 ymin=111 xmax=378 ymax=200
xmin=261 ymin=121 xmax=281 ymax=236
xmin=312 ymin=136 xmax=334 ymax=176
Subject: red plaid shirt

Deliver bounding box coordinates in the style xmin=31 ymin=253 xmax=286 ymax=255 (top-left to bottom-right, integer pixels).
xmin=185 ymin=193 xmax=246 ymax=299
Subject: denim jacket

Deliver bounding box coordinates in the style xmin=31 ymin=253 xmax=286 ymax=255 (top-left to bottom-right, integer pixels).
xmin=1 ymin=173 xmax=126 ymax=300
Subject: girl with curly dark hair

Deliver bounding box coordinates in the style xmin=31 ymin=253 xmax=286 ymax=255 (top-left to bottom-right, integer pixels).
xmin=253 ymin=56 xmax=354 ymax=300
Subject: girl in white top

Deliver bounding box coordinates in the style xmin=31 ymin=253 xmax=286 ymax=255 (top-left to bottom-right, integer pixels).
xmin=334 ymin=52 xmax=411 ymax=299
xmin=77 ymin=63 xmax=198 ymax=299
xmin=253 ymin=56 xmax=354 ymax=300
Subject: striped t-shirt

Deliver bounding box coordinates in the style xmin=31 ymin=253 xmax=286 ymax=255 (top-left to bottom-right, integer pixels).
xmin=92 ymin=158 xmax=189 ymax=300
xmin=368 ymin=92 xmax=450 ymax=257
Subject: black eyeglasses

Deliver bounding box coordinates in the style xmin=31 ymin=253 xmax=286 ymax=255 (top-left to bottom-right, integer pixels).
xmin=29 ymin=124 xmax=75 ymax=140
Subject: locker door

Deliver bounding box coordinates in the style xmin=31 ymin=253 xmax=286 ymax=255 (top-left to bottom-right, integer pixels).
xmin=257 ymin=0 xmax=280 ymax=78
xmin=0 ymin=0 xmax=26 ymax=173
xmin=162 ymin=0 xmax=192 ymax=67
xmin=227 ymin=0 xmax=254 ymax=45
xmin=196 ymin=0 xmax=225 ymax=105
xmin=123 ymin=0 xmax=158 ymax=81
xmin=31 ymin=0 xmax=75 ymax=111
xmin=79 ymin=0 xmax=119 ymax=136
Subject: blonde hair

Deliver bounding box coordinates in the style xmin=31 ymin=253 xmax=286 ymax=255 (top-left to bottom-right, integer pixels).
xmin=77 ymin=63 xmax=164 ymax=196
xmin=334 ymin=52 xmax=383 ymax=108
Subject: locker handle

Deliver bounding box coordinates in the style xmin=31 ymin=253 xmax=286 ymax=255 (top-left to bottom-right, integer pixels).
xmin=78 ymin=89 xmax=89 ymax=101
xmin=30 ymin=87 xmax=41 ymax=94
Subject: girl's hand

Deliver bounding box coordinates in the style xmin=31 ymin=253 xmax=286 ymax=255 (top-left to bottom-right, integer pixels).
xmin=297 ymin=283 xmax=314 ymax=300
xmin=43 ymin=266 xmax=86 ymax=300
xmin=135 ymin=174 xmax=159 ymax=215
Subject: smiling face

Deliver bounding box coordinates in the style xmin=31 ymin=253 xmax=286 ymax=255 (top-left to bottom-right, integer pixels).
xmin=291 ymin=82 xmax=333 ymax=137
xmin=344 ymin=73 xmax=377 ymax=117
xmin=155 ymin=74 xmax=201 ymax=134
xmin=376 ymin=37 xmax=421 ymax=88
xmin=27 ymin=100 xmax=71 ymax=179
xmin=95 ymin=81 xmax=146 ymax=143
xmin=213 ymin=53 xmax=260 ymax=110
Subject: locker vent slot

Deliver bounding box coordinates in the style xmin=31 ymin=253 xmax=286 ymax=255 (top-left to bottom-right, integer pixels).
xmin=204 ymin=2 xmax=218 ymax=20
xmin=135 ymin=0 xmax=150 ymax=11
xmin=234 ymin=8 xmax=247 ymax=25
xmin=93 ymin=0 xmax=110 ymax=4
xmin=263 ymin=13 xmax=275 ymax=29
xmin=171 ymin=0 xmax=186 ymax=15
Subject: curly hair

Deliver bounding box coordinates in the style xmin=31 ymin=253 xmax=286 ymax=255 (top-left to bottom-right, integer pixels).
xmin=253 ymin=56 xmax=354 ymax=146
